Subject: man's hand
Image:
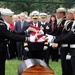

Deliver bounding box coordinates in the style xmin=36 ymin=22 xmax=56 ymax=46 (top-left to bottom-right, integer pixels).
xmin=52 ymin=43 xmax=58 ymax=49
xmin=29 ymin=34 xmax=37 ymax=42
xmin=45 ymin=34 xmax=55 ymax=43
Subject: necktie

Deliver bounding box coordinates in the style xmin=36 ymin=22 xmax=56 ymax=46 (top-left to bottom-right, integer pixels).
xmin=21 ymin=20 xmax=24 ymax=29
xmin=35 ymin=24 xmax=36 ymax=27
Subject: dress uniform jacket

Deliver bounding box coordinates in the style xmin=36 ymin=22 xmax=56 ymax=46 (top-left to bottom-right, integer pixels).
xmin=27 ymin=21 xmax=45 ymax=60
xmin=40 ymin=22 xmax=50 ymax=35
xmin=0 ymin=18 xmax=27 ymax=75
xmin=54 ymin=21 xmax=75 ymax=75
xmin=54 ymin=20 xmax=74 ymax=75
xmin=55 ymin=17 xmax=66 ymax=36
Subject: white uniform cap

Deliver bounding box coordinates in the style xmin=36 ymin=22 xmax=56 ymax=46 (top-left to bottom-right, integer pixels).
xmin=31 ymin=11 xmax=39 ymax=18
xmin=40 ymin=13 xmax=47 ymax=18
xmin=56 ymin=7 xmax=66 ymax=13
xmin=31 ymin=11 xmax=39 ymax=16
xmin=1 ymin=8 xmax=14 ymax=16
xmin=67 ymin=8 xmax=75 ymax=14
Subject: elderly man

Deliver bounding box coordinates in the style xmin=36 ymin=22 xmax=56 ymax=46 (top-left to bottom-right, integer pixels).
xmin=0 ymin=8 xmax=31 ymax=75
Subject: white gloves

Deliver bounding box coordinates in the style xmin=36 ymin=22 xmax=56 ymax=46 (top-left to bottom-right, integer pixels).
xmin=45 ymin=34 xmax=55 ymax=43
xmin=66 ymin=53 xmax=71 ymax=60
xmin=43 ymin=46 xmax=48 ymax=50
xmin=30 ymin=34 xmax=37 ymax=42
xmin=24 ymin=47 xmax=29 ymax=52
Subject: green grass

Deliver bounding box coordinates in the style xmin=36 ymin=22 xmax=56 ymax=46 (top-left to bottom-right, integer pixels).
xmin=5 ymin=59 xmax=62 ymax=75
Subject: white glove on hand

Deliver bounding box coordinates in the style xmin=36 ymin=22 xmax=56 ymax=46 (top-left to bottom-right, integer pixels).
xmin=30 ymin=34 xmax=37 ymax=42
xmin=24 ymin=47 xmax=29 ymax=51
xmin=72 ymin=28 xmax=75 ymax=34
xmin=43 ymin=46 xmax=48 ymax=50
xmin=45 ymin=34 xmax=55 ymax=43
xmin=66 ymin=53 xmax=71 ymax=60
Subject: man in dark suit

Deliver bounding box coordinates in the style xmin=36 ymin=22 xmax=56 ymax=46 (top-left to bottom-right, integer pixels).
xmin=15 ymin=12 xmax=29 ymax=60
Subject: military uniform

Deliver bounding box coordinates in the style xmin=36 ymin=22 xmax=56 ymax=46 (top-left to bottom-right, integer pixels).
xmin=0 ymin=8 xmax=28 ymax=75
xmin=55 ymin=20 xmax=74 ymax=75
xmin=26 ymin=11 xmax=45 ymax=60
xmin=54 ymin=21 xmax=75 ymax=75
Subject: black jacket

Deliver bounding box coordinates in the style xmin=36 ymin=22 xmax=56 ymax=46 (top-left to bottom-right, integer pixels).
xmin=0 ymin=18 xmax=27 ymax=47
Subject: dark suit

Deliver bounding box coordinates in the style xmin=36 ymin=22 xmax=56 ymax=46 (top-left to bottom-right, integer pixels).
xmin=15 ymin=20 xmax=29 ymax=60
xmin=0 ymin=18 xmax=27 ymax=75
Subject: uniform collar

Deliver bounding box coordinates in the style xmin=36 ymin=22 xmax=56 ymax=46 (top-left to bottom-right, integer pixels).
xmin=4 ymin=21 xmax=10 ymax=30
xmin=41 ymin=22 xmax=46 ymax=25
xmin=33 ymin=22 xmax=38 ymax=27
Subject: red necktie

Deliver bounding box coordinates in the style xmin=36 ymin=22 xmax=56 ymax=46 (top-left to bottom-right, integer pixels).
xmin=10 ymin=22 xmax=15 ymax=31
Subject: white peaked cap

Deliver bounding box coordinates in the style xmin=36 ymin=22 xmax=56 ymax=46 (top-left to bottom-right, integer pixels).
xmin=67 ymin=8 xmax=75 ymax=14
xmin=40 ymin=13 xmax=47 ymax=16
xmin=1 ymin=8 xmax=14 ymax=16
xmin=56 ymin=7 xmax=66 ymax=13
xmin=31 ymin=11 xmax=39 ymax=16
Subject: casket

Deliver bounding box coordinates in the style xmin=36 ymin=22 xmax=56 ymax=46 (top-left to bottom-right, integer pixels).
xmin=18 ymin=59 xmax=54 ymax=75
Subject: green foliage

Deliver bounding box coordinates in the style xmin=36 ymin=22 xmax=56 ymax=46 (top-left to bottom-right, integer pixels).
xmin=0 ymin=0 xmax=75 ymax=15
xmin=5 ymin=59 xmax=62 ymax=75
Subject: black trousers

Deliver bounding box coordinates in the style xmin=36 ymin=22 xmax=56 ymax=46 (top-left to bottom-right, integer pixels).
xmin=70 ymin=48 xmax=75 ymax=75
xmin=28 ymin=42 xmax=45 ymax=60
xmin=16 ymin=42 xmax=23 ymax=60
xmin=9 ymin=40 xmax=17 ymax=59
xmin=44 ymin=47 xmax=51 ymax=65
xmin=60 ymin=47 xmax=72 ymax=75
xmin=0 ymin=47 xmax=7 ymax=75
xmin=28 ymin=51 xmax=45 ymax=60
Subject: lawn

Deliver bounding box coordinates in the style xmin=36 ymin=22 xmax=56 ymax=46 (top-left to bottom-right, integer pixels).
xmin=5 ymin=59 xmax=62 ymax=75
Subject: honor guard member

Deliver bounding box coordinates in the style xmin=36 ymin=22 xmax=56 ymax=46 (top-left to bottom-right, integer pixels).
xmin=59 ymin=8 xmax=74 ymax=75
xmin=52 ymin=9 xmax=75 ymax=75
xmin=39 ymin=13 xmax=51 ymax=65
xmin=26 ymin=11 xmax=45 ymax=60
xmin=51 ymin=8 xmax=74 ymax=75
xmin=55 ymin=7 xmax=66 ymax=36
xmin=0 ymin=8 xmax=32 ymax=75
xmin=29 ymin=11 xmax=41 ymax=27
xmin=40 ymin=13 xmax=50 ymax=34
